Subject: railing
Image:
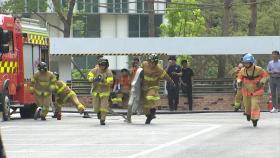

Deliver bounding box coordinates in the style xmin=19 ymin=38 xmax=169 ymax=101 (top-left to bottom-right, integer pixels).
xmin=67 ymin=79 xmax=235 ymax=95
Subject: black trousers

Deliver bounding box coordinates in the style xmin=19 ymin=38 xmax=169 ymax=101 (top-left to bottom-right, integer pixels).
xmin=167 ymin=84 xmax=180 ymax=111
xmin=181 ymin=84 xmax=193 ymax=111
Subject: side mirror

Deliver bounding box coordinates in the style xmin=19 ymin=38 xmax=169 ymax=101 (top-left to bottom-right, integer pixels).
xmin=22 ymin=33 xmax=27 ymax=38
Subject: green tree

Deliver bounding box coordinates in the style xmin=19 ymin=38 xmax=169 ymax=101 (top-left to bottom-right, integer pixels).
xmin=51 ymin=0 xmax=76 ymax=37
xmin=1 ymin=0 xmax=48 ymax=13
xmin=0 ymin=0 xmax=76 ymax=37
xmin=257 ymin=0 xmax=280 ymax=35
xmin=160 ymin=0 xmax=206 ymax=37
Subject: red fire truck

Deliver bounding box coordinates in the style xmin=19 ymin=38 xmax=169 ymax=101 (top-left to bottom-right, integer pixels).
xmin=0 ymin=14 xmax=49 ymax=121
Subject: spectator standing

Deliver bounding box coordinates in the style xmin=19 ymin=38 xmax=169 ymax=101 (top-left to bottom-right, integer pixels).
xmin=165 ymin=56 xmax=181 ymax=111
xmin=180 ymin=60 xmax=194 ymax=111
xmin=267 ymin=50 xmax=280 ymax=113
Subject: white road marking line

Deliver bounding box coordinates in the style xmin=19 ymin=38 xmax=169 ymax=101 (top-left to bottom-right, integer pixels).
xmin=1 ymin=124 xmax=216 ymax=130
xmin=126 ymin=124 xmax=221 ymax=158
xmin=5 ymin=143 xmax=160 ymax=146
xmin=0 ymin=126 xmax=12 ymax=129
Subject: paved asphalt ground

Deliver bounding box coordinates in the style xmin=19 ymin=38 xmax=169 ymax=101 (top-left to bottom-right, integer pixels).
xmin=1 ymin=112 xmax=279 ymax=158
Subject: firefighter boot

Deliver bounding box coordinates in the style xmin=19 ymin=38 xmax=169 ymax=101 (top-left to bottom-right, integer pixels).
xmin=40 ymin=116 xmax=46 ymax=121
xmin=83 ymin=112 xmax=91 ymax=118
xmin=252 ymin=119 xmax=258 ymax=127
xmin=246 ymin=114 xmax=251 ymax=121
xmin=100 ymin=120 xmax=106 ymax=125
xmin=234 ymin=107 xmax=241 ymax=112
xmin=145 ymin=108 xmax=157 ymax=124
xmin=52 ymin=112 xmax=58 ymax=118
xmin=145 ymin=115 xmax=152 ymax=124
xmin=57 ymin=112 xmax=62 ymax=120
xmin=34 ymin=107 xmax=42 ymax=120
xmin=150 ymin=108 xmax=156 ymax=120
xmin=97 ymin=112 xmax=101 ymax=120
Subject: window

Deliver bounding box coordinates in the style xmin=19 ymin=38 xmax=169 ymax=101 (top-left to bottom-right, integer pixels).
xmin=77 ymin=0 xmax=84 ymax=11
xmin=8 ymin=31 xmax=14 ymax=53
xmin=144 ymin=0 xmax=148 ymax=13
xmin=137 ymin=0 xmax=142 ymax=13
xmin=122 ymin=0 xmax=128 ymax=13
xmin=155 ymin=14 xmax=163 ymax=37
xmin=86 ymin=15 xmax=100 ymax=37
xmin=115 ymin=0 xmax=121 ymax=13
xmin=73 ymin=56 xmax=98 ymax=69
xmin=129 ymin=15 xmax=139 ymax=37
xmin=140 ymin=15 xmax=148 ymax=37
xmin=107 ymin=0 xmax=113 ymax=13
xmin=73 ymin=56 xmax=87 ymax=69
xmin=92 ymin=0 xmax=99 ymax=13
xmin=129 ymin=14 xmax=163 ymax=37
xmin=73 ymin=15 xmax=100 ymax=38
xmin=24 ymin=0 xmax=48 ymax=13
xmin=85 ymin=0 xmax=91 ymax=12
xmin=73 ymin=16 xmax=86 ymax=37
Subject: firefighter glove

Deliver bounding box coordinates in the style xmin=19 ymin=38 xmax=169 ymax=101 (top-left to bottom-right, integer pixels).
xmin=110 ymin=92 xmax=117 ymax=98
xmin=49 ymin=85 xmax=56 ymax=91
xmin=93 ymin=75 xmax=103 ymax=82
xmin=42 ymin=92 xmax=50 ymax=97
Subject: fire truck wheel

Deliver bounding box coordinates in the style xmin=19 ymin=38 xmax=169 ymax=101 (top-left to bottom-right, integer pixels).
xmin=20 ymin=104 xmax=37 ymax=119
xmin=2 ymin=94 xmax=11 ymax=121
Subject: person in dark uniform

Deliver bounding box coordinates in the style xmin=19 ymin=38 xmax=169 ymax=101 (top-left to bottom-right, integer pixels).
xmin=180 ymin=60 xmax=194 ymax=111
xmin=165 ymin=56 xmax=181 ymax=111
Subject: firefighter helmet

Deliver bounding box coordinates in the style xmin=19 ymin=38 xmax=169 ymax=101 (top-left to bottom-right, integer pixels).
xmin=38 ymin=62 xmax=48 ymax=72
xmin=148 ymin=54 xmax=159 ymax=64
xmin=53 ymin=72 xmax=59 ymax=80
xmin=240 ymin=53 xmax=248 ymax=61
xmin=242 ymin=53 xmax=255 ymax=64
xmin=98 ymin=58 xmax=109 ymax=69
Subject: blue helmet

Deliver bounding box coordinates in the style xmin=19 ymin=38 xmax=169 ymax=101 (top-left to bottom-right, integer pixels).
xmin=242 ymin=53 xmax=255 ymax=64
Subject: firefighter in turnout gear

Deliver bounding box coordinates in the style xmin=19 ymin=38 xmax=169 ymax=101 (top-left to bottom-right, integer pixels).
xmin=229 ymin=60 xmax=244 ymax=111
xmin=52 ymin=72 xmax=90 ymax=120
xmin=142 ymin=54 xmax=175 ymax=124
xmin=30 ymin=62 xmax=56 ymax=120
xmin=237 ymin=54 xmax=269 ymax=127
xmin=88 ymin=58 xmax=113 ymax=125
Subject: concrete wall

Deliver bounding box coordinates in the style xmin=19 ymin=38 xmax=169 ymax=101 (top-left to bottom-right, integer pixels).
xmin=101 ymin=15 xmax=129 ymax=69
xmin=100 ymin=15 xmax=128 ymax=38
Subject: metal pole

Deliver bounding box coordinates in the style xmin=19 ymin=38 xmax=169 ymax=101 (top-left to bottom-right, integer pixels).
xmin=71 ymin=57 xmax=87 ymax=80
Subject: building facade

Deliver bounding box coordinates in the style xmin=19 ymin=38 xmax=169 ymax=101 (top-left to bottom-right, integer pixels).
xmin=22 ymin=0 xmax=168 ymax=79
